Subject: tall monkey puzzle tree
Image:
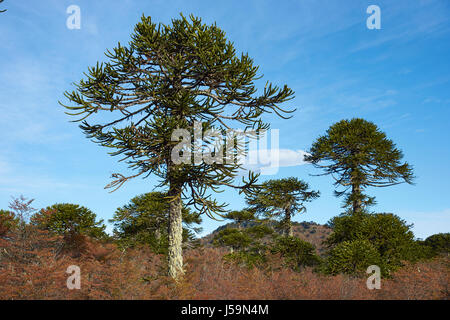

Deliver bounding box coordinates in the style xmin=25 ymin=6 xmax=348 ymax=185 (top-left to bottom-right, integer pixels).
xmin=305 ymin=118 xmax=414 ymax=215
xmin=61 ymin=14 xmax=294 ymax=279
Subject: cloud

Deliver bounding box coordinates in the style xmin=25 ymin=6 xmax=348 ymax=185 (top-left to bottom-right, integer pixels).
xmin=422 ymin=97 xmax=450 ymax=106
xmin=350 ymin=1 xmax=450 ymax=54
xmin=242 ymin=149 xmax=309 ymax=175
xmin=332 ymin=89 xmax=398 ymax=112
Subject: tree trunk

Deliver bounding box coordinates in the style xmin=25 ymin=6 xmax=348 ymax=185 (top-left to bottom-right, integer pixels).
xmin=167 ymin=185 xmax=184 ymax=280
xmin=350 ymin=165 xmax=363 ymax=215
xmin=352 ymin=183 xmax=362 ymax=215
xmin=284 ymin=209 xmax=293 ymax=237
xmin=154 ymin=228 xmax=161 ymax=241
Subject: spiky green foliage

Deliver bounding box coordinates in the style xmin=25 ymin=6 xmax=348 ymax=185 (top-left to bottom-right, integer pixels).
xmin=305 ymin=118 xmax=414 ymax=214
xmin=326 ymin=211 xmax=418 ymax=274
xmin=110 ymin=192 xmax=202 ymax=253
xmin=424 ymin=233 xmax=450 ymax=255
xmin=213 ymin=228 xmax=252 ymax=251
xmin=60 ymin=14 xmax=294 ymax=278
xmin=60 ymin=13 xmax=294 ymax=217
xmin=32 ymin=203 xmax=107 ymax=240
xmin=246 ymin=177 xmax=319 ymax=236
xmin=224 ymin=209 xmax=256 ymax=229
xmin=213 ymin=217 xmax=273 ymax=268
xmin=324 ymin=239 xmax=382 ymax=275
xmin=270 ymin=236 xmax=321 ymax=271
xmin=246 ymin=224 xmax=274 ymax=239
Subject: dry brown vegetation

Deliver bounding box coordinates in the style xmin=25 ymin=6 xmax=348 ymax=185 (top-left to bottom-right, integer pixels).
xmin=0 ymin=225 xmax=448 ymax=300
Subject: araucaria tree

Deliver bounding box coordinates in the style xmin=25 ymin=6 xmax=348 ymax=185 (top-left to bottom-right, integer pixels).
xmin=246 ymin=177 xmax=319 ymax=237
xmin=305 ymin=118 xmax=414 ymax=214
xmin=110 ymin=192 xmax=202 ymax=253
xmin=61 ymin=14 xmax=294 ymax=279
xmin=32 ymin=203 xmax=107 ymax=240
xmin=224 ymin=209 xmax=256 ymax=230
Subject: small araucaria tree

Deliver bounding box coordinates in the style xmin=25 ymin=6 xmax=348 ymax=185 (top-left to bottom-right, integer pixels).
xmin=305 ymin=118 xmax=414 ymax=214
xmin=61 ymin=14 xmax=294 ymax=279
xmin=224 ymin=209 xmax=256 ymax=230
xmin=32 ymin=203 xmax=107 ymax=240
xmin=246 ymin=177 xmax=319 ymax=237
xmin=110 ymin=192 xmax=202 ymax=253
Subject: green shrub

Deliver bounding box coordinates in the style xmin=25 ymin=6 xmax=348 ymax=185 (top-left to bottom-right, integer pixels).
xmin=326 ymin=211 xmax=419 ymax=273
xmin=270 ymin=236 xmax=321 ymax=271
xmin=110 ymin=192 xmax=202 ymax=253
xmin=31 ymin=203 xmax=107 ymax=240
xmin=324 ymin=240 xmax=382 ymax=275
xmin=424 ymin=233 xmax=450 ymax=255
xmin=213 ymin=228 xmax=252 ymax=251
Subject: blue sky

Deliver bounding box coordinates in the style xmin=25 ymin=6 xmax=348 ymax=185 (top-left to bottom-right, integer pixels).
xmin=0 ymin=0 xmax=449 ymax=239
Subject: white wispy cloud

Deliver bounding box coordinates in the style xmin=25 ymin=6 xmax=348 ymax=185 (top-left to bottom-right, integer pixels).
xmin=242 ymin=149 xmax=310 ymax=175
xmin=350 ymin=1 xmax=450 ymax=53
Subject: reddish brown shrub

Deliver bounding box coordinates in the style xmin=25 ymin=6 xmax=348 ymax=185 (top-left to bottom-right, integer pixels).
xmin=0 ymin=227 xmax=447 ymax=300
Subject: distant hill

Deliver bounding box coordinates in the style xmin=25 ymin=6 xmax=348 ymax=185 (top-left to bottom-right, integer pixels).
xmin=200 ymin=221 xmax=333 ymax=255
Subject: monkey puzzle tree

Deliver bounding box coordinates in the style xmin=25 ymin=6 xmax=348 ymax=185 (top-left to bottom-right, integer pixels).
xmin=270 ymin=236 xmax=321 ymax=271
xmin=110 ymin=192 xmax=202 ymax=253
xmin=60 ymin=14 xmax=294 ymax=279
xmin=213 ymin=228 xmax=252 ymax=252
xmin=246 ymin=177 xmax=319 ymax=237
xmin=305 ymin=118 xmax=414 ymax=215
xmin=325 ymin=211 xmax=416 ymax=273
xmin=423 ymin=233 xmax=450 ymax=255
xmin=213 ymin=221 xmax=273 ymax=268
xmin=32 ymin=203 xmax=107 ymax=240
xmin=224 ymin=209 xmax=256 ymax=230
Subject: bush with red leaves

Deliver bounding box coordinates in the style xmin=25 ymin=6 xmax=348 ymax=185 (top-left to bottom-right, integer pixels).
xmin=0 ymin=197 xmax=447 ymax=300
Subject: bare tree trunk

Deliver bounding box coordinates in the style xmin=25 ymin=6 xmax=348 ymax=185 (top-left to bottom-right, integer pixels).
xmin=350 ymin=166 xmax=363 ymax=215
xmin=154 ymin=228 xmax=161 ymax=242
xmin=284 ymin=209 xmax=293 ymax=237
xmin=288 ymin=221 xmax=293 ymax=237
xmin=352 ymin=183 xmax=362 ymax=214
xmin=167 ymin=185 xmax=184 ymax=280
xmin=154 ymin=217 xmax=162 ymax=242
